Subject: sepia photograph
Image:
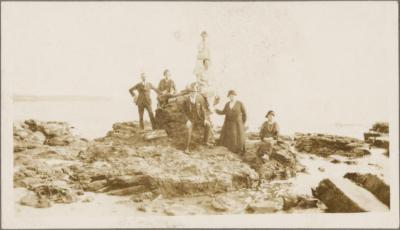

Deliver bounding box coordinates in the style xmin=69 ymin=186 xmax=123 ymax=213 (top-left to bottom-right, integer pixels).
xmin=1 ymin=1 xmax=399 ymax=228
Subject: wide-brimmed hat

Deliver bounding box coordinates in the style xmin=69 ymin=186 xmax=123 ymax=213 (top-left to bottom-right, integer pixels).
xmin=265 ymin=110 xmax=275 ymax=117
xmin=227 ymin=90 xmax=237 ymax=97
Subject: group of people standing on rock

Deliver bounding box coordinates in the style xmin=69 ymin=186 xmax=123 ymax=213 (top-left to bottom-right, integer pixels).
xmin=128 ymin=31 xmax=280 ymax=155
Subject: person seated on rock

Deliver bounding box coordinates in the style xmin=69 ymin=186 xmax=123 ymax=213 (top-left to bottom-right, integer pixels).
xmin=260 ymin=110 xmax=280 ymax=142
xmin=157 ymin=69 xmax=176 ymax=108
xmin=182 ymin=86 xmax=213 ymax=154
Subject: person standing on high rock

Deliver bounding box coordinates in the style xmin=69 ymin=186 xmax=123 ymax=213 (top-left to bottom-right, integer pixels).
xmin=192 ymin=31 xmax=220 ymax=112
xmin=129 ymin=72 xmax=160 ymax=130
xmin=193 ymin=31 xmax=210 ymax=76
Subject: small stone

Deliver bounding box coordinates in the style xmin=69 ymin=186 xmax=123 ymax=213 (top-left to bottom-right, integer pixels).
xmin=82 ymin=196 xmax=94 ymax=203
xmin=246 ymin=198 xmax=283 ymax=213
xmin=330 ymin=159 xmax=341 ymax=164
xmin=137 ymin=204 xmax=147 ymax=212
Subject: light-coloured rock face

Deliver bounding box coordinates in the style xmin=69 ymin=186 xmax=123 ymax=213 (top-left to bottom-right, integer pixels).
xmin=344 ymin=172 xmax=390 ymax=208
xmin=14 ymin=120 xmax=261 ymax=208
xmin=14 ymin=120 xmax=85 ymax=152
xmin=294 ymin=133 xmax=370 ymax=158
xmin=312 ymin=179 xmax=366 ymax=213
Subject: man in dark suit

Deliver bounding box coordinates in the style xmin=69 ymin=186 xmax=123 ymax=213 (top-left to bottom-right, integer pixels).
xmin=129 ymin=72 xmax=159 ymax=130
xmin=182 ymin=86 xmax=213 ymax=153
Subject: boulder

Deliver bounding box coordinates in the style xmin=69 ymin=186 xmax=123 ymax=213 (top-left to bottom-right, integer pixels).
xmin=46 ymin=135 xmax=76 ymax=146
xmin=283 ymin=195 xmax=319 ymax=211
xmin=14 ymin=131 xmax=46 ymax=152
xmin=344 ymin=173 xmax=390 ymax=207
xmin=312 ymin=179 xmax=365 ymax=213
xmin=246 ymin=198 xmax=283 ymax=213
xmin=244 ymin=140 xmax=298 ymax=181
xmin=371 ymin=122 xmax=389 ymax=134
xmin=163 ymin=203 xmax=204 ymax=216
xmin=211 ymin=195 xmax=240 ymax=212
xmin=33 ymin=184 xmax=78 ymax=204
xmin=14 ymin=120 xmax=85 ymax=152
xmin=155 ymin=93 xmax=211 ymax=147
xmin=24 ymin=120 xmax=72 ymax=138
xmin=364 ymin=122 xmax=389 ymax=156
xmin=143 ymin=129 xmax=168 ymax=141
xmin=294 ymin=133 xmax=369 ymax=158
xmin=20 ymin=192 xmax=51 ymax=208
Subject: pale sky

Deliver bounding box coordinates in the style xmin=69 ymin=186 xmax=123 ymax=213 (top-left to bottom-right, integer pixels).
xmin=2 ymin=1 xmax=398 ymax=131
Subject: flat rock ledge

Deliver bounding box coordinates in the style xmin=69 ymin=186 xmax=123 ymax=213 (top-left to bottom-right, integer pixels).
xmin=312 ymin=179 xmax=366 ymax=213
xmin=294 ymin=133 xmax=370 ymax=158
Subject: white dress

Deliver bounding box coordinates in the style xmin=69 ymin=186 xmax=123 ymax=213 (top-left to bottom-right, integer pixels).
xmin=193 ymin=40 xmax=211 ymax=76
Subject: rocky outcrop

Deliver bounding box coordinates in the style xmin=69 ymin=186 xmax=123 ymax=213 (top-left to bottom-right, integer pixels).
xmin=14 ymin=120 xmax=260 ymax=208
xmin=294 ymin=133 xmax=370 ymax=158
xmin=364 ymin=122 xmax=389 ymax=156
xmin=371 ymin=122 xmax=389 ymax=134
xmin=243 ymin=139 xmax=302 ymax=181
xmin=155 ymin=93 xmax=211 ymax=148
xmin=14 ymin=120 xmax=86 ymax=152
xmin=344 ymin=173 xmax=390 ymax=208
xmin=312 ymin=179 xmax=366 ymax=213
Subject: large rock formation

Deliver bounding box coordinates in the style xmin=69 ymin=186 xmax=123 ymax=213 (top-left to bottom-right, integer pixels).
xmin=344 ymin=173 xmax=390 ymax=208
xmin=13 ymin=119 xmax=309 ymax=211
xmin=14 ymin=120 xmax=260 ymax=208
xmin=294 ymin=133 xmax=370 ymax=158
xmin=244 ymin=139 xmax=303 ymax=181
xmin=14 ymin=119 xmax=87 ymax=152
xmin=155 ymin=93 xmax=211 ymax=148
xmin=364 ymin=122 xmax=389 ymax=156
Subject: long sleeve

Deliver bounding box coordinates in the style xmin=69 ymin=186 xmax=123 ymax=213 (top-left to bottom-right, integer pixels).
xmin=150 ymin=83 xmax=160 ymax=94
xmin=274 ymin=123 xmax=280 ymax=137
xmin=157 ymin=80 xmax=163 ymax=92
xmin=215 ymin=103 xmax=227 ymax=115
xmin=171 ymin=81 xmax=176 ymax=93
xmin=240 ymin=101 xmax=247 ymax=123
xmin=128 ymin=84 xmax=139 ymax=97
xmin=260 ymin=123 xmax=266 ymax=141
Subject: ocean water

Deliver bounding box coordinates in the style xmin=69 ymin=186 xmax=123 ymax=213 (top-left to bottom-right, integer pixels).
xmin=13 ymin=99 xmax=372 ymax=140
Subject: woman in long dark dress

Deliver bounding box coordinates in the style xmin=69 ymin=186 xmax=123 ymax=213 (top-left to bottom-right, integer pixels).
xmin=215 ymin=90 xmax=247 ymax=154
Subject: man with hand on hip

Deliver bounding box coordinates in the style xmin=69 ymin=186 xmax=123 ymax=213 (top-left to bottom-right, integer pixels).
xmin=182 ymin=86 xmax=213 ymax=154
xmin=129 ymin=72 xmax=159 ymax=130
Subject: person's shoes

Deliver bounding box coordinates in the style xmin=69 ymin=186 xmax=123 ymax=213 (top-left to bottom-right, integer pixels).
xmin=184 ymin=148 xmax=191 ymax=154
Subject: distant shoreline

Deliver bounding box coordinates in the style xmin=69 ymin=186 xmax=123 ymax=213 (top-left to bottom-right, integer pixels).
xmin=13 ymin=95 xmax=112 ymax=102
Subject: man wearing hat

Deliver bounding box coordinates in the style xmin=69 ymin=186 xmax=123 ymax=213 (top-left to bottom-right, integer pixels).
xmin=260 ymin=110 xmax=280 ymax=141
xmin=182 ymin=86 xmax=213 ymax=154
xmin=129 ymin=72 xmax=160 ymax=130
